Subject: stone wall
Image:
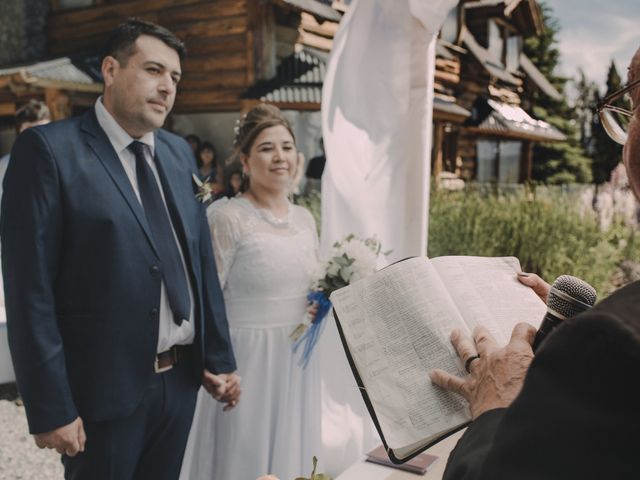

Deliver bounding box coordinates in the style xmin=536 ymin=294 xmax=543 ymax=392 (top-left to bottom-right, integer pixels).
xmin=0 ymin=0 xmax=49 ymax=67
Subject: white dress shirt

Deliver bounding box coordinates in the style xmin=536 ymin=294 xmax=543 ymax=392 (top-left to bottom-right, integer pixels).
xmin=94 ymin=98 xmax=194 ymax=352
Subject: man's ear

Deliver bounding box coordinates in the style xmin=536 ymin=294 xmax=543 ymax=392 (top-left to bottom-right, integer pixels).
xmin=101 ymin=56 xmax=119 ymax=87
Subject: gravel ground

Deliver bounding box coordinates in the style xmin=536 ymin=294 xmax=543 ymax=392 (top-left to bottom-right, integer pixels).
xmin=0 ymin=400 xmax=63 ymax=479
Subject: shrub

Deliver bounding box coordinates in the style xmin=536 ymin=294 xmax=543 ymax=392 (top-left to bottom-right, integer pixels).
xmin=428 ymin=187 xmax=639 ymax=297
xmin=297 ymin=186 xmax=640 ymax=298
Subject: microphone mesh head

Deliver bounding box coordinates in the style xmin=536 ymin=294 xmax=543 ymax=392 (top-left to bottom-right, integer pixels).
xmin=548 ymin=275 xmax=597 ymax=319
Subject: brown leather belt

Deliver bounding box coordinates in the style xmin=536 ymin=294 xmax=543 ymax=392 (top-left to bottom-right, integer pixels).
xmin=154 ymin=344 xmax=192 ymax=373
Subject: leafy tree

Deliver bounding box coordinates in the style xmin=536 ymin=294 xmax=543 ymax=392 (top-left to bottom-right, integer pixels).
xmin=591 ymin=61 xmax=626 ymax=184
xmin=523 ymin=1 xmax=592 ymax=184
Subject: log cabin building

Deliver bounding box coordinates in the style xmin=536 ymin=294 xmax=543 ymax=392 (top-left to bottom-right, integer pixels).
xmin=0 ymin=0 xmax=562 ymax=184
xmin=434 ymin=0 xmax=565 ymax=184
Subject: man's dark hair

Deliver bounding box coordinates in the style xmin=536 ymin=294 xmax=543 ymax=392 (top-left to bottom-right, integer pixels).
xmin=15 ymin=99 xmax=50 ymax=131
xmin=103 ymin=18 xmax=186 ymax=64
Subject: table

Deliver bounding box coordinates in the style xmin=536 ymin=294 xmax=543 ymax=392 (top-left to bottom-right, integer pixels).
xmin=335 ymin=430 xmax=465 ymax=480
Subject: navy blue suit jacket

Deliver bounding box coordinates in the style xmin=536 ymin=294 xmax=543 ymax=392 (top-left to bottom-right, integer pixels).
xmin=1 ymin=110 xmax=236 ymax=434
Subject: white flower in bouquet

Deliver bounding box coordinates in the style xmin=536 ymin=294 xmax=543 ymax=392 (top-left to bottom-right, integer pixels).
xmin=339 ymin=238 xmax=378 ymax=283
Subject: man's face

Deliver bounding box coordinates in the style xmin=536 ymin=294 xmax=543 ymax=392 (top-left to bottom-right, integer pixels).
xmin=102 ymin=35 xmax=181 ymax=138
xmin=623 ymin=48 xmax=640 ymax=199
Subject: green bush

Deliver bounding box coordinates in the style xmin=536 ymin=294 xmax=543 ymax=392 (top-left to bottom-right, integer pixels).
xmin=297 ymin=186 xmax=640 ymax=298
xmin=428 ymin=187 xmax=639 ymax=297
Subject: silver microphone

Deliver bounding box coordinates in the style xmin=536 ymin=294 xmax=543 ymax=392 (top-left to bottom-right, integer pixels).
xmin=532 ymin=275 xmax=597 ymax=351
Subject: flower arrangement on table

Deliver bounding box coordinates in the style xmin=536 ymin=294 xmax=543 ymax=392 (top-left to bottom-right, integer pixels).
xmin=291 ymin=234 xmax=386 ymax=368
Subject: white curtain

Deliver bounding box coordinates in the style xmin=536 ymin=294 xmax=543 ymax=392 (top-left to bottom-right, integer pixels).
xmin=321 ymin=0 xmax=458 ymax=262
xmin=317 ymin=0 xmax=459 ymax=475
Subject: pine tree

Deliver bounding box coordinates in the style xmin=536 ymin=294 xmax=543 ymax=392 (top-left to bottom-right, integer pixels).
xmin=591 ymin=61 xmax=626 ymax=184
xmin=523 ymin=1 xmax=592 ymax=184
xmin=574 ymin=69 xmax=599 ymax=155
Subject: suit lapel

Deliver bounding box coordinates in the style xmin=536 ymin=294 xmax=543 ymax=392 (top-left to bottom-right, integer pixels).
xmin=80 ymin=111 xmax=160 ymax=258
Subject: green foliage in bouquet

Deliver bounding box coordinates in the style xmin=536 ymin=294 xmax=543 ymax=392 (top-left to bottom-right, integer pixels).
xmin=313 ymin=234 xmax=383 ymax=295
xmin=295 ymin=456 xmax=332 ymax=480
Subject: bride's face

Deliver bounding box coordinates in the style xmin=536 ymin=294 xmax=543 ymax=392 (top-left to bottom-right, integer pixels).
xmin=242 ymin=125 xmax=297 ymax=193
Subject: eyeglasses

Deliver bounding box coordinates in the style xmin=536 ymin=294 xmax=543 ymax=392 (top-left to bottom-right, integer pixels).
xmin=597 ymin=77 xmax=640 ymax=145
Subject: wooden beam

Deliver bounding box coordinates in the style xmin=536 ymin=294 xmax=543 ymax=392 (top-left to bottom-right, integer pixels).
xmin=521 ymin=140 xmax=533 ymax=182
xmin=157 ymin=0 xmax=247 ymax=25
xmin=186 ymin=35 xmax=246 ymax=56
xmin=172 ymin=17 xmax=247 ymax=42
xmin=432 ymin=122 xmax=445 ymax=183
xmin=298 ymin=30 xmax=333 ymax=51
xmin=182 ymin=52 xmax=247 ymax=72
xmin=174 ymin=87 xmax=247 ymax=108
xmin=0 ymin=102 xmax=16 ymax=117
xmin=300 ymin=12 xmax=338 ymax=38
xmin=434 ymin=70 xmax=460 ymax=85
xmin=48 ymin=0 xmax=200 ymax=29
xmin=179 ymin=70 xmax=248 ymax=90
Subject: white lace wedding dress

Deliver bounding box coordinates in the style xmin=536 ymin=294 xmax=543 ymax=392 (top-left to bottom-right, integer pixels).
xmin=179 ymin=196 xmax=323 ymax=480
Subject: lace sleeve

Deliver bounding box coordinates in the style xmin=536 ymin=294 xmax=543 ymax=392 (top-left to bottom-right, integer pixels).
xmin=206 ymin=200 xmax=240 ymax=289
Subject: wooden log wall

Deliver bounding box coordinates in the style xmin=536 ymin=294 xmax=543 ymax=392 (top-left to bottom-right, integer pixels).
xmin=48 ymin=0 xmax=252 ymax=112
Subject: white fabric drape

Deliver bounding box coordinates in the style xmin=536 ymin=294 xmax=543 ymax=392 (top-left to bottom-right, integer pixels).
xmin=321 ymin=0 xmax=457 ymax=262
xmin=317 ymin=0 xmax=459 ymax=475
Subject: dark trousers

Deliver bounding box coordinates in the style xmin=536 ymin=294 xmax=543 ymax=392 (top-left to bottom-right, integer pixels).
xmin=62 ymin=356 xmax=199 ymax=480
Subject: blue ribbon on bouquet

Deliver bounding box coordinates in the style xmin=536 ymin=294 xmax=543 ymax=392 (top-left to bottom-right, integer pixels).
xmin=293 ymin=291 xmax=332 ymax=369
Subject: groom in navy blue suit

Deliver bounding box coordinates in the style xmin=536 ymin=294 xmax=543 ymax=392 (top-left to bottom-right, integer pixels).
xmin=1 ymin=19 xmax=240 ymax=479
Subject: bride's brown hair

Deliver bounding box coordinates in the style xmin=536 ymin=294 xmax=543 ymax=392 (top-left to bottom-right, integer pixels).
xmin=233 ymin=103 xmax=296 ymax=155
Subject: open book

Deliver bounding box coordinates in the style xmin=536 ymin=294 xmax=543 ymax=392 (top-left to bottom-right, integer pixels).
xmin=330 ymin=256 xmax=546 ymax=464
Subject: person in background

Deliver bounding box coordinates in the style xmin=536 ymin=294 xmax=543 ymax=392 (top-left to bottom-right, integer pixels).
xmin=0 ymin=100 xmax=51 ymax=320
xmin=2 ymin=19 xmax=239 ymax=480
xmin=0 ymin=99 xmax=51 ymax=199
xmin=430 ymin=45 xmax=640 ymax=479
xmin=219 ymin=165 xmax=243 ymax=199
xmin=196 ymin=141 xmax=217 ymax=180
xmin=185 ymin=133 xmax=200 ymax=156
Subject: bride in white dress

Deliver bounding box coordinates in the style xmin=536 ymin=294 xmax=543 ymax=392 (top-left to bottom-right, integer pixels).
xmin=180 ymin=104 xmax=323 ymax=480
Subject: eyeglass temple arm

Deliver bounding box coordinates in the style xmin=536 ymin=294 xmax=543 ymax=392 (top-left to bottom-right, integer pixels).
xmin=601 ymin=105 xmax=633 ymax=117
xmin=598 ymin=77 xmax=640 ymax=110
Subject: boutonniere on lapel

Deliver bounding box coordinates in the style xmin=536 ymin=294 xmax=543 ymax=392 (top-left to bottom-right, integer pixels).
xmin=192 ymin=173 xmax=214 ymax=203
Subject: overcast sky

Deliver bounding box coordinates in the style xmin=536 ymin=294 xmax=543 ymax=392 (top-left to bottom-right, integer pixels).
xmin=543 ymin=0 xmax=640 ymax=90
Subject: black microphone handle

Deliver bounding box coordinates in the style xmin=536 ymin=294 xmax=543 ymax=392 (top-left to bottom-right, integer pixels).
xmin=533 ymin=312 xmax=564 ymax=352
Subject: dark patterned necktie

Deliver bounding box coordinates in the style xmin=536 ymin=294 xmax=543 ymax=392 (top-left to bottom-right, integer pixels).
xmin=129 ymin=141 xmax=190 ymax=325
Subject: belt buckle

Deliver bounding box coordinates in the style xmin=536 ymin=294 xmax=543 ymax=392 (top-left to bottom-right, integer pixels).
xmin=154 ymin=347 xmax=177 ymax=373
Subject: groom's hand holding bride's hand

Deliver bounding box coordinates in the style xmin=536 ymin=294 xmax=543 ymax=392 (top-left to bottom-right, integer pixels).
xmin=203 ymin=370 xmax=242 ymax=411
xmin=34 ymin=416 xmax=86 ymax=457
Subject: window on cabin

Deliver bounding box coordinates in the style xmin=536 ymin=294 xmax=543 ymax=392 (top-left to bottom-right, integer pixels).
xmin=440 ymin=6 xmax=459 ymax=44
xmin=488 ymin=20 xmax=503 ymax=64
xmin=476 ymin=140 xmax=522 ymax=183
xmin=487 ymin=20 xmax=522 ymax=71
xmin=505 ymin=35 xmax=521 ymax=71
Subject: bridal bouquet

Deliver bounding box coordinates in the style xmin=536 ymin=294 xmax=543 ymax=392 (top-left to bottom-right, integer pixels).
xmin=291 ymin=234 xmax=385 ymax=368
